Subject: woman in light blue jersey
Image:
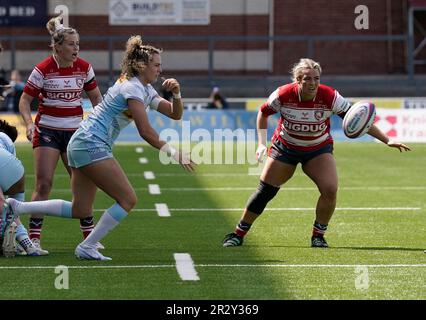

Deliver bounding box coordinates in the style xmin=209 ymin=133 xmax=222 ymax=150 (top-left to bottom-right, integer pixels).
xmin=4 ymin=36 xmax=194 ymax=260
xmin=65 ymin=35 xmax=195 ymax=260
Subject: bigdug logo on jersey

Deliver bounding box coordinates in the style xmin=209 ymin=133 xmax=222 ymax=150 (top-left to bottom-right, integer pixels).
xmin=46 ymin=91 xmax=82 ymax=100
xmin=283 ymin=119 xmax=327 ymax=132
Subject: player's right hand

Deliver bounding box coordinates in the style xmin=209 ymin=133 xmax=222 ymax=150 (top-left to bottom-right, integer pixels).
xmin=26 ymin=123 xmax=36 ymax=142
xmin=256 ymin=144 xmax=268 ymax=163
xmin=173 ymin=150 xmax=196 ymax=172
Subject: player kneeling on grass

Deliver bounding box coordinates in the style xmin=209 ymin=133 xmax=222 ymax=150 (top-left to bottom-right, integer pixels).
xmin=0 ymin=120 xmax=49 ymax=257
xmin=4 ymin=35 xmax=195 ymax=261
xmin=223 ymin=58 xmax=410 ymax=248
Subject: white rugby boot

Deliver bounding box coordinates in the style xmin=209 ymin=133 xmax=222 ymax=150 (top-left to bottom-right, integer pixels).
xmin=75 ymin=243 xmax=111 ymax=261
xmin=95 ymin=242 xmax=105 ymax=250
xmin=31 ymin=238 xmax=49 ymax=255
xmin=2 ymin=222 xmax=17 ymax=258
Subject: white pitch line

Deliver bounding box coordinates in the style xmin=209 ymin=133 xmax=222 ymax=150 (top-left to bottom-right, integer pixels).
xmin=195 ymin=264 xmax=426 ymax=268
xmin=163 ymin=207 xmax=422 ymax=211
xmin=0 ymin=264 xmax=424 ymax=270
xmin=46 ymin=186 xmax=426 ymax=192
xmin=144 ymin=171 xmax=155 ymax=180
xmin=148 ymin=184 xmax=161 ymax=195
xmin=155 ymin=203 xmax=171 ymax=217
xmin=94 ymin=207 xmax=421 ymax=212
xmin=135 ymin=147 xmax=144 ymax=153
xmin=23 ymin=172 xmax=308 ymax=178
xmin=0 ymin=265 xmax=175 ymax=270
xmin=138 ymin=157 xmax=148 ymax=164
xmin=149 ymin=186 xmax=426 ymax=191
xmin=174 ymin=253 xmax=200 ymax=281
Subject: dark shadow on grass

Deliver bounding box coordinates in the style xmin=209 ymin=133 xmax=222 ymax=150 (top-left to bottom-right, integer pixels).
xmin=259 ymin=244 xmax=425 ymax=252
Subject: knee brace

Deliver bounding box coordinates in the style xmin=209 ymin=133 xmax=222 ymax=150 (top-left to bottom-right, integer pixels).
xmin=246 ymin=181 xmax=280 ymax=215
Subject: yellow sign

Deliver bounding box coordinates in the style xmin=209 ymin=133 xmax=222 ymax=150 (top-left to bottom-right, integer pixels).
xmin=246 ymin=99 xmax=265 ymax=111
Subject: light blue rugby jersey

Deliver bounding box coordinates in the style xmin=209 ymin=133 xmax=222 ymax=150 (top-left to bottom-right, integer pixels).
xmin=0 ymin=132 xmax=16 ymax=156
xmin=80 ymin=76 xmax=160 ymax=146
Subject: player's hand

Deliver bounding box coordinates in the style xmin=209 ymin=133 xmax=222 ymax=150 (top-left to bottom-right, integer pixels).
xmin=256 ymin=144 xmax=268 ymax=162
xmin=387 ymin=140 xmax=411 ymax=152
xmin=26 ymin=123 xmax=36 ymax=142
xmin=173 ymin=150 xmax=196 ymax=172
xmin=161 ymin=77 xmax=181 ymax=95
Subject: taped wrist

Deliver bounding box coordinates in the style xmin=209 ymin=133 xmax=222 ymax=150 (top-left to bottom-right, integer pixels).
xmin=246 ymin=180 xmax=280 ymax=215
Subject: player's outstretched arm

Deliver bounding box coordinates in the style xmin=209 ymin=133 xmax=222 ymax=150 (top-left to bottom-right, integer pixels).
xmin=129 ymin=98 xmax=196 ymax=172
xmin=367 ymin=124 xmax=411 ymax=152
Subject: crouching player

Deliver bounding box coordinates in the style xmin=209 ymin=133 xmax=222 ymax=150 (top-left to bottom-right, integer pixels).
xmin=0 ymin=120 xmax=49 ymax=257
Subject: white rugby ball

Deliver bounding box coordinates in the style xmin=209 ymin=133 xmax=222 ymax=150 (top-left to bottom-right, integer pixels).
xmin=342 ymin=101 xmax=376 ymax=138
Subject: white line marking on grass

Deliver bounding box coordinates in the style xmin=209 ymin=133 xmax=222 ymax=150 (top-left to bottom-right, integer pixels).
xmin=174 ymin=253 xmax=200 ymax=281
xmin=155 ymin=203 xmax=171 ymax=217
xmin=93 ymin=207 xmax=421 ymax=212
xmin=0 ymin=265 xmax=175 ymax=270
xmin=142 ymin=186 xmax=426 ymax=192
xmin=24 ymin=172 xmax=305 ymax=178
xmin=135 ymin=147 xmax=144 ymax=153
xmin=148 ymin=184 xmax=161 ymax=194
xmin=162 ymin=207 xmax=422 ymax=212
xmin=144 ymin=171 xmax=155 ymax=180
xmin=0 ymin=264 xmax=424 ymax=270
xmin=138 ymin=157 xmax=148 ymax=164
xmin=195 ymin=264 xmax=426 ymax=268
xmin=48 ymin=186 xmax=426 ymax=193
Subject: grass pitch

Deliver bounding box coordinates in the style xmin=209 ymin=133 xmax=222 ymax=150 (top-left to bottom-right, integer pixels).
xmin=0 ymin=142 xmax=424 ymax=300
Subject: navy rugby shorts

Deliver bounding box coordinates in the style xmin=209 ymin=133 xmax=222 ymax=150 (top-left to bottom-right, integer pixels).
xmin=269 ymin=140 xmax=333 ymax=166
xmin=33 ymin=126 xmax=75 ymax=153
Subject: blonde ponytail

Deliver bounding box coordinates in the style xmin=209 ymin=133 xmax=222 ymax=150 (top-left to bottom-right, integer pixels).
xmin=46 ymin=15 xmax=78 ymax=51
xmin=121 ymin=35 xmax=162 ymax=78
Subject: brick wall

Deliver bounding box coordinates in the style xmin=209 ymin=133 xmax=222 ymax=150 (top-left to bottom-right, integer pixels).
xmin=0 ymin=0 xmax=418 ymax=75
xmin=273 ymin=0 xmax=408 ymax=74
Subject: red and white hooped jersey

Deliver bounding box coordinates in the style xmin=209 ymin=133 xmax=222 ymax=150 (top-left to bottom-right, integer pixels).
xmin=23 ymin=55 xmax=98 ymax=131
xmin=260 ymin=83 xmax=351 ymax=151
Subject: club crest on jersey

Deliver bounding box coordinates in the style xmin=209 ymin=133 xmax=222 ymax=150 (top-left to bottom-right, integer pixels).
xmin=76 ymin=78 xmax=84 ymax=88
xmin=314 ymin=110 xmax=324 ymax=120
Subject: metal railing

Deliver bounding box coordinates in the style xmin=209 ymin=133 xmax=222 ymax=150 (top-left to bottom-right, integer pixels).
xmin=0 ymin=33 xmax=417 ymax=86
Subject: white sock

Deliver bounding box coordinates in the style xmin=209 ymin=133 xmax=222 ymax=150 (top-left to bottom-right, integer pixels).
xmin=11 ymin=199 xmax=72 ymax=218
xmin=82 ymin=204 xmax=128 ymax=246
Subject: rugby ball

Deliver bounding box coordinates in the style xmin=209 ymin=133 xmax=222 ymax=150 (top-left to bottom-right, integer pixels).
xmin=342 ymin=101 xmax=376 ymax=138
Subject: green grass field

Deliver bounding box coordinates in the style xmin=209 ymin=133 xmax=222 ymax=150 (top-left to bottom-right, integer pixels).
xmin=0 ymin=142 xmax=425 ymax=300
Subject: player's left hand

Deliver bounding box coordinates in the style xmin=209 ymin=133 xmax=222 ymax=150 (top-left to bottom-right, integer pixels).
xmin=387 ymin=140 xmax=411 ymax=152
xmin=162 ymin=78 xmax=180 ymax=95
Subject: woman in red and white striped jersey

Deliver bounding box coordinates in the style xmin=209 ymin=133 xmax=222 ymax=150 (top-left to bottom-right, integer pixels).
xmin=223 ymin=58 xmax=410 ymax=249
xmin=19 ymin=15 xmax=103 ymax=253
